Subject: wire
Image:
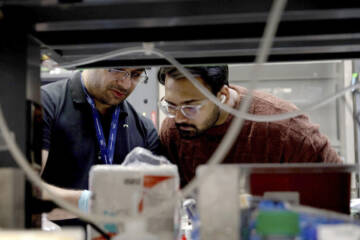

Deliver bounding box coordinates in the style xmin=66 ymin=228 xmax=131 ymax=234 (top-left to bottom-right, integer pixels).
xmin=1 ymin=0 xmax=357 ymax=228
xmin=59 ymin=47 xmax=360 ymax=123
xmin=177 ymin=0 xmax=288 ymax=197
xmin=342 ymin=94 xmax=360 ymax=127
xmin=103 ymin=0 xmax=288 ymax=218
xmin=0 ymin=103 xmax=180 ymax=223
xmin=88 ymin=221 xmax=111 ymax=240
xmin=150 ymin=48 xmax=360 ymax=122
xmin=56 ymin=47 xmax=360 ymax=124
xmin=0 ymin=105 xmax=133 ymax=224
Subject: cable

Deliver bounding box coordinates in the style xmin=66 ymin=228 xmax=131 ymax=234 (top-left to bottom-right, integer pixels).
xmin=1 ymin=0 xmax=358 ymax=227
xmin=150 ymin=48 xmax=360 ymax=122
xmin=58 ymin=46 xmax=360 ymax=123
xmin=56 ymin=49 xmax=360 ymax=124
xmin=177 ymin=0 xmax=287 ymax=197
xmin=342 ymin=94 xmax=360 ymax=127
xmin=126 ymin=0 xmax=288 ymax=216
xmin=0 ymin=105 xmax=134 ymax=224
xmin=3 ymin=0 xmax=355 ymax=225
xmin=0 ymin=102 xmax=182 ymax=223
xmin=53 ymin=4 xmax=358 ymax=124
xmin=88 ymin=222 xmax=111 ymax=240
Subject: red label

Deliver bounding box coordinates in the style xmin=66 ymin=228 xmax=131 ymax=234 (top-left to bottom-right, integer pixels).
xmin=143 ymin=175 xmax=173 ymax=188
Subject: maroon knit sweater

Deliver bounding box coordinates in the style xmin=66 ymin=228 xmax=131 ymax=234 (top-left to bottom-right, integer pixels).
xmin=160 ymin=85 xmax=342 ymax=187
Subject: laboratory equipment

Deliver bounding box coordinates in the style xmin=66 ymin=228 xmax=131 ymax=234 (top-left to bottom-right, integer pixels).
xmin=197 ymin=164 xmax=357 ymax=240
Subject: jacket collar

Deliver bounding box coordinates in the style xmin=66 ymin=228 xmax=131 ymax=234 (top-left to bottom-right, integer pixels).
xmin=69 ymin=71 xmax=87 ymax=104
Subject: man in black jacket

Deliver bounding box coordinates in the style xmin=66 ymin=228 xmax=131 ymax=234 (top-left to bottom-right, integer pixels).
xmin=41 ymin=68 xmax=161 ymax=224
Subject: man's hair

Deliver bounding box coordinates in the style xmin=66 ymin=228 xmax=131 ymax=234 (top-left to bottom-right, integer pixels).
xmin=157 ymin=65 xmax=229 ymax=94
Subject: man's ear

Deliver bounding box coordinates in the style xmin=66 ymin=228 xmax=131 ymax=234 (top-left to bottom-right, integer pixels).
xmin=217 ymin=85 xmax=230 ymax=104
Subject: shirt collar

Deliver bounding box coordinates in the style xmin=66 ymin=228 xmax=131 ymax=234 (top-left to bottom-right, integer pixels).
xmin=69 ymin=71 xmax=87 ymax=104
xmin=69 ymin=71 xmax=128 ymax=117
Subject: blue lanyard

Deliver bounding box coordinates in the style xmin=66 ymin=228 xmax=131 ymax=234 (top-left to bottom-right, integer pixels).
xmin=80 ymin=76 xmax=121 ymax=164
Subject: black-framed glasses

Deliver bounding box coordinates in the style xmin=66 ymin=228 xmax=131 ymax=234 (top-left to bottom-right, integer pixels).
xmin=158 ymin=97 xmax=207 ymax=119
xmin=108 ymin=68 xmax=148 ymax=83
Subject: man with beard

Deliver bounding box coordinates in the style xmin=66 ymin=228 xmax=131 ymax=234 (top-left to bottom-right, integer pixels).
xmin=158 ymin=65 xmax=341 ymax=187
xmin=41 ymin=68 xmax=161 ymax=225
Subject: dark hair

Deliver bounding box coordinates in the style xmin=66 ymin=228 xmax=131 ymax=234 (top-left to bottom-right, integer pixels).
xmin=157 ymin=65 xmax=229 ymax=95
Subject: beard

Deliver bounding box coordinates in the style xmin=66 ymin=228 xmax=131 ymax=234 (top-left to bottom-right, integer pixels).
xmin=175 ymin=106 xmax=220 ymax=139
xmin=175 ymin=123 xmax=200 ymax=139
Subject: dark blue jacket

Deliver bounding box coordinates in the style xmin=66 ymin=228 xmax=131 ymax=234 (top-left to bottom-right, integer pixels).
xmin=41 ymin=71 xmax=161 ymax=189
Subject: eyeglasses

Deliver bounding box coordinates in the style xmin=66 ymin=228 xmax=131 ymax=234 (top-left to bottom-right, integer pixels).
xmin=108 ymin=68 xmax=148 ymax=83
xmin=158 ymin=97 xmax=207 ymax=119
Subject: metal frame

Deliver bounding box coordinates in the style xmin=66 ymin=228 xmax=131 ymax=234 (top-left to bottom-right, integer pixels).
xmin=2 ymin=2 xmax=360 ymax=67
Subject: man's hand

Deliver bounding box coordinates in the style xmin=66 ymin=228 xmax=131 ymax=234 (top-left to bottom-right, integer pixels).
xmin=42 ymin=182 xmax=83 ymax=220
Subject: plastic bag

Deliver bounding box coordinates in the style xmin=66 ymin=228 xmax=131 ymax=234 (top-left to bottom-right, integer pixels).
xmin=121 ymin=147 xmax=171 ymax=168
xmin=41 ymin=213 xmax=61 ymax=231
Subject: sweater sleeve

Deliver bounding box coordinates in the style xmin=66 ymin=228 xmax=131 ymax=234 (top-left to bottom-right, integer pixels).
xmin=41 ymin=89 xmax=56 ymax=150
xmin=282 ymin=114 xmax=342 ymax=164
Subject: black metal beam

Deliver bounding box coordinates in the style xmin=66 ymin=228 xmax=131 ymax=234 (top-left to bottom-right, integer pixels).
xmin=4 ymin=2 xmax=360 ymax=66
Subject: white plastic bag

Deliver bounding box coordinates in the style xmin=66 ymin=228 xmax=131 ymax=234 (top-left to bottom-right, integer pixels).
xmin=121 ymin=147 xmax=171 ymax=168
